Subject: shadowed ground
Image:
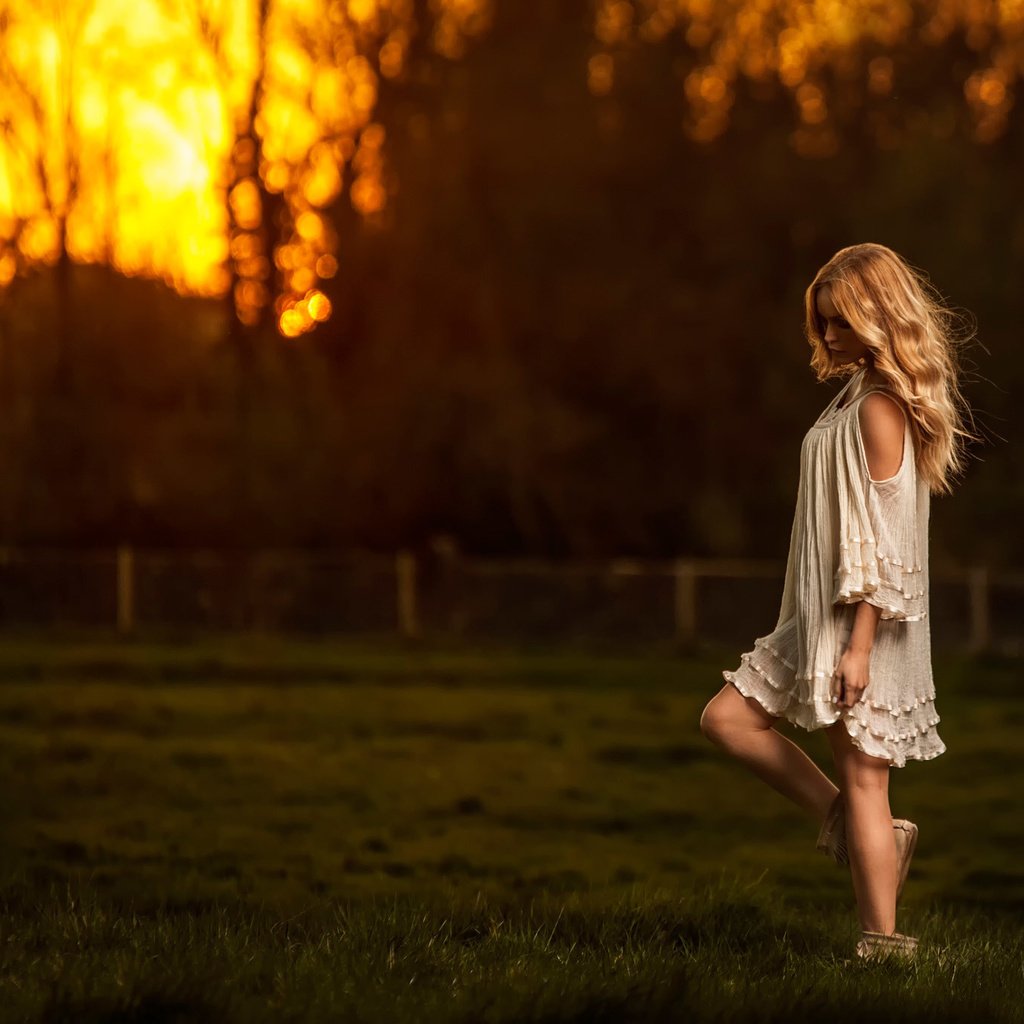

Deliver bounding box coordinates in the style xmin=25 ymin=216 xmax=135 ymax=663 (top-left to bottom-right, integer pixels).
xmin=0 ymin=631 xmax=1020 ymax=1021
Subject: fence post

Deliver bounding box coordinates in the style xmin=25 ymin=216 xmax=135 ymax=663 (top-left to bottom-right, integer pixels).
xmin=396 ymin=549 xmax=420 ymax=638
xmin=117 ymin=544 xmax=135 ymax=634
xmin=673 ymin=558 xmax=698 ymax=645
xmin=967 ymin=564 xmax=990 ymax=655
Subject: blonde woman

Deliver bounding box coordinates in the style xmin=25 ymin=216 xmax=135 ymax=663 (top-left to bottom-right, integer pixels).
xmin=700 ymin=243 xmax=978 ymax=963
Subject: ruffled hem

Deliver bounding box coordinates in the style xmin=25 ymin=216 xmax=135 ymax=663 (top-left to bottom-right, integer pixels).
xmin=749 ymin=637 xmax=937 ymax=714
xmin=722 ymin=641 xmax=946 ymax=768
xmin=833 ymin=535 xmax=927 ymax=621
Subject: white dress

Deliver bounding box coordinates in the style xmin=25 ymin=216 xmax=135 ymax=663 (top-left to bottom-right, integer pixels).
xmin=722 ymin=366 xmax=946 ymax=767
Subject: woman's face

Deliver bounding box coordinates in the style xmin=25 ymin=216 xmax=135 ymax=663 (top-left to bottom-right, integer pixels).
xmin=815 ymin=284 xmax=870 ymax=366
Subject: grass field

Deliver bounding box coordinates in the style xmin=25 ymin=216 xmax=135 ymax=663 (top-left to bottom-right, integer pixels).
xmin=1 ymin=629 xmax=1022 ymax=1022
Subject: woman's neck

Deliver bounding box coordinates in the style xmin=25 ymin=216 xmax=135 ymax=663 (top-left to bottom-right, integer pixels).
xmin=860 ymin=364 xmax=886 ymax=390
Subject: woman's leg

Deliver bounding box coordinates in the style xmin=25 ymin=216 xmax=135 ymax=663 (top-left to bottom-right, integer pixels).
xmin=700 ymin=682 xmax=839 ymax=824
xmin=825 ymin=719 xmax=898 ymax=934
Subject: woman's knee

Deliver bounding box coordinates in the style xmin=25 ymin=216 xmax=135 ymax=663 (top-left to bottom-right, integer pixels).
xmin=700 ymin=682 xmax=774 ymax=745
xmin=699 ymin=697 xmax=726 ymax=744
xmin=827 ymin=722 xmax=890 ymax=789
xmin=842 ymin=763 xmax=890 ymax=794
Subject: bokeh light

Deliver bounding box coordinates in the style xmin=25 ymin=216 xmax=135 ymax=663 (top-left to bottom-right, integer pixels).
xmin=590 ymin=0 xmax=1024 ymax=152
xmin=0 ymin=0 xmax=494 ymax=336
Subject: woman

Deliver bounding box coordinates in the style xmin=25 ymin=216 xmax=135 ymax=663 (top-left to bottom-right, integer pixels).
xmin=699 ymin=243 xmax=977 ymax=963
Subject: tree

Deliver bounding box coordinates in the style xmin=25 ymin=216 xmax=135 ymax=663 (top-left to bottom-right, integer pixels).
xmin=589 ymin=0 xmax=1024 ymax=152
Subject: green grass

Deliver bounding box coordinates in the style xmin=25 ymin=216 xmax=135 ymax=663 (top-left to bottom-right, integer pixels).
xmin=1 ymin=629 xmax=1022 ymax=1022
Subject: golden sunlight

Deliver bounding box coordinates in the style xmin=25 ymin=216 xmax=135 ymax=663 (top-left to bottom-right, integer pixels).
xmin=7 ymin=0 xmax=1015 ymax=332
xmin=0 ymin=0 xmax=493 ymax=336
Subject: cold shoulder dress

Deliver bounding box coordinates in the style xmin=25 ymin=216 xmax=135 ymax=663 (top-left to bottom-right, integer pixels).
xmin=722 ymin=366 xmax=946 ymax=767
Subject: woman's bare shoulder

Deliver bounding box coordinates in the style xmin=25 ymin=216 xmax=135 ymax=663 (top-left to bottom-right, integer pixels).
xmin=858 ymin=391 xmax=906 ymax=480
xmin=859 ymin=389 xmax=907 ymax=424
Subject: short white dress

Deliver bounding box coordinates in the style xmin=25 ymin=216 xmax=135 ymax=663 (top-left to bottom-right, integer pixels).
xmin=722 ymin=366 xmax=946 ymax=767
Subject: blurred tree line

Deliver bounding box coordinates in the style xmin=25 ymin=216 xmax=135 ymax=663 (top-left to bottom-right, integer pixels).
xmin=0 ymin=0 xmax=1016 ymax=563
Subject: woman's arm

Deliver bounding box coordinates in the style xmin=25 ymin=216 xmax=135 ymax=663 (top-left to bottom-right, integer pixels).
xmin=832 ymin=392 xmax=906 ymax=708
xmin=834 ymin=592 xmax=884 ymax=708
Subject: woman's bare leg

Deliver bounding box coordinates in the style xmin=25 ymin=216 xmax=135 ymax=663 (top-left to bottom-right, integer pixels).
xmin=825 ymin=719 xmax=898 ymax=934
xmin=700 ymin=682 xmax=839 ymax=824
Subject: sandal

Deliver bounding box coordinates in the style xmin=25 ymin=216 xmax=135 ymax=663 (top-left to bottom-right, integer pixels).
xmin=892 ymin=819 xmax=919 ymax=904
xmin=855 ymin=930 xmax=919 ymax=962
xmin=816 ymin=791 xmax=849 ymax=865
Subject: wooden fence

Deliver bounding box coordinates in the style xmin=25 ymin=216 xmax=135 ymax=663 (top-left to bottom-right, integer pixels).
xmin=0 ymin=544 xmax=1016 ymax=655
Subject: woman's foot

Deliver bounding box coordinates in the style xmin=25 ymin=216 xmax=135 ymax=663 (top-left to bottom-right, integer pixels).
xmin=855 ymin=930 xmax=919 ymax=962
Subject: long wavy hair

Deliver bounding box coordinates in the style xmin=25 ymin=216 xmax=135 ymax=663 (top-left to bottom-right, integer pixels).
xmin=804 ymin=243 xmax=980 ymax=496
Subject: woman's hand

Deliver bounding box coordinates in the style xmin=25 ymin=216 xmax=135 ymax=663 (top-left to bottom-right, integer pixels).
xmin=832 ymin=601 xmax=880 ymax=708
xmin=831 ymin=646 xmax=871 ymax=708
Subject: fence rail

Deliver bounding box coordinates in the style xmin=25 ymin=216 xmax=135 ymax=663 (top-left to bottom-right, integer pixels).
xmin=0 ymin=544 xmax=1017 ymax=655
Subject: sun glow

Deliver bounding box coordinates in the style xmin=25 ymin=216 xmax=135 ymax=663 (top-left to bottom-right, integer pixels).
xmin=0 ymin=0 xmax=494 ymax=335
